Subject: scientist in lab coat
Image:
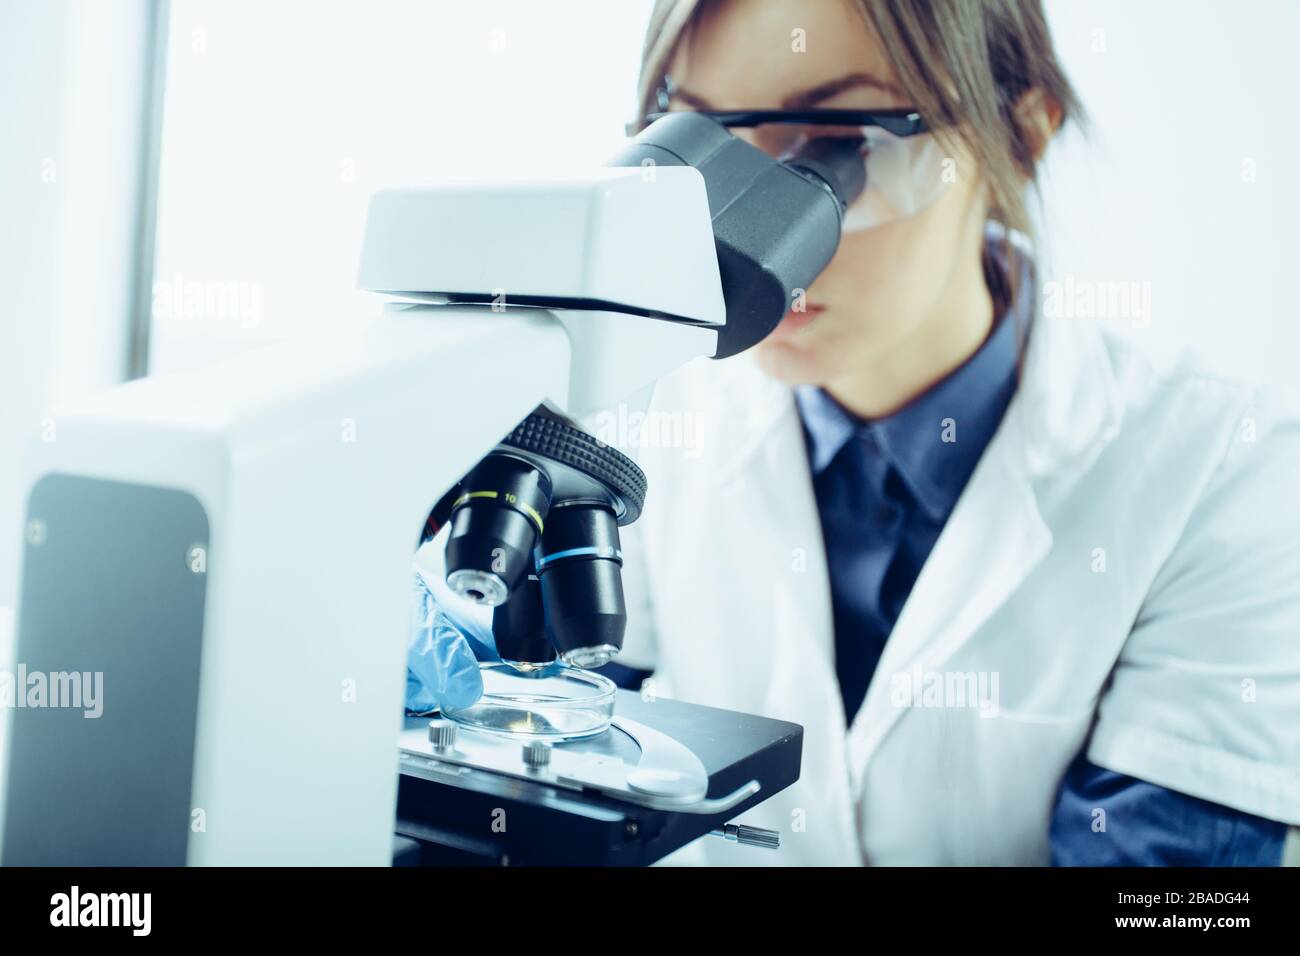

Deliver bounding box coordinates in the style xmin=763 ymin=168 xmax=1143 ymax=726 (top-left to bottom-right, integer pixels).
xmin=409 ymin=0 xmax=1300 ymax=865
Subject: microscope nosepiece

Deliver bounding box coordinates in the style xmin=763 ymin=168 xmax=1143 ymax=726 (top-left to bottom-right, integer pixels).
xmin=442 ymin=410 xmax=646 ymax=667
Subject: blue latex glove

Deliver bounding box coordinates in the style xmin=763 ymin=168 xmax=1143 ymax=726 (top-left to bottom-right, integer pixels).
xmin=405 ymin=568 xmax=498 ymax=713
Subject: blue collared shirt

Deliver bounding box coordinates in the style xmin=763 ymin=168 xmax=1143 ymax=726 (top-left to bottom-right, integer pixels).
xmin=794 ymin=235 xmax=1284 ymax=866
xmin=795 ymin=302 xmax=1019 ymax=725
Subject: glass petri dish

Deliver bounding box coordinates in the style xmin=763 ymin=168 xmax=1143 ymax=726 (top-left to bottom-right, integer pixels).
xmin=442 ymin=662 xmax=616 ymax=741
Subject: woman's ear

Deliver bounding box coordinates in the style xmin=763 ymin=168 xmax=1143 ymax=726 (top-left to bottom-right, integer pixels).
xmin=1014 ymin=87 xmax=1064 ymax=162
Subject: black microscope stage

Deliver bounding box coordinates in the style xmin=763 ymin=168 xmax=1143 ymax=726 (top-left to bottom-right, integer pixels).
xmin=394 ymin=690 xmax=803 ymax=866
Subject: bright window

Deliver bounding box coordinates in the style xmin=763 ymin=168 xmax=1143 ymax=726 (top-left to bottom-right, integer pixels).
xmin=151 ymin=0 xmax=653 ymax=374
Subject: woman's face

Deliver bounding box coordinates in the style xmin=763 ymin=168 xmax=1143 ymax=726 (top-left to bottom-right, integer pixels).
xmin=665 ymin=0 xmax=992 ymax=389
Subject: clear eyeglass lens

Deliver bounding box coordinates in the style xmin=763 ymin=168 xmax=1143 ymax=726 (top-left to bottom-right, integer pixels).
xmin=769 ymin=124 xmax=950 ymax=232
xmin=658 ymin=111 xmax=951 ymax=231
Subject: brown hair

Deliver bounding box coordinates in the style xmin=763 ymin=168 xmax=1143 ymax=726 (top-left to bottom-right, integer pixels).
xmin=634 ymin=0 xmax=1083 ymax=239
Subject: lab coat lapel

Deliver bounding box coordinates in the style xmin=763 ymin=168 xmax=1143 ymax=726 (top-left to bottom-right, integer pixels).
xmin=844 ymin=407 xmax=1052 ymax=783
xmin=702 ymin=355 xmax=843 ymax=730
xmin=692 ymin=315 xmax=1123 ymax=803
xmin=752 ymin=403 xmax=842 ymax=731
xmin=706 ymin=359 xmax=860 ymax=854
xmin=844 ymin=315 xmax=1124 ymax=789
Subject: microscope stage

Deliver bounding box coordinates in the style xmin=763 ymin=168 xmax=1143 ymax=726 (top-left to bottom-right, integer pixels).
xmin=395 ymin=690 xmax=803 ymax=866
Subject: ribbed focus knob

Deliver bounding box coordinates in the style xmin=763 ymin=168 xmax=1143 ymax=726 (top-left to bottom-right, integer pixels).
xmin=428 ymin=719 xmax=458 ymax=752
xmin=731 ymin=824 xmax=780 ymax=849
xmin=714 ymin=823 xmax=781 ymax=849
xmin=522 ymin=740 xmax=552 ymax=769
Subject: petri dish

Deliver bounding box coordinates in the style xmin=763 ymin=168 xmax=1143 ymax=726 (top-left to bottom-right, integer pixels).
xmin=442 ymin=662 xmax=616 ymax=741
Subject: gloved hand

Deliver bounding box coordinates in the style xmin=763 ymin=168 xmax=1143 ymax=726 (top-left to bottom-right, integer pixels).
xmin=406 ymin=567 xmax=498 ymax=713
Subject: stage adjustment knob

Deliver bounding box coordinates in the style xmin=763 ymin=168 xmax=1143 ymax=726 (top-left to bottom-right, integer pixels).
xmin=522 ymin=740 xmax=552 ymax=769
xmin=428 ymin=719 xmax=458 ymax=753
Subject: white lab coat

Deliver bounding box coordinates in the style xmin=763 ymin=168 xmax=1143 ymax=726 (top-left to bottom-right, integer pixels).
xmin=613 ymin=311 xmax=1300 ymax=865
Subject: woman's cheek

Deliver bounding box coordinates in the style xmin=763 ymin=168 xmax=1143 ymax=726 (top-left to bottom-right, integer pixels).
xmin=753 ymin=320 xmax=850 ymax=385
xmin=754 ymin=336 xmax=819 ymax=384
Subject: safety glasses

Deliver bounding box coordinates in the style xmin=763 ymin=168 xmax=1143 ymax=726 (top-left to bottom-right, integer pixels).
xmin=639 ymin=107 xmax=926 ymax=139
xmin=631 ymin=81 xmax=949 ymax=233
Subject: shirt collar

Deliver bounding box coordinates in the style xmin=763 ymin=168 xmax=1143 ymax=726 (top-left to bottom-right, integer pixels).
xmin=795 ymin=385 xmax=859 ymax=474
xmin=796 ymin=230 xmax=1030 ymax=522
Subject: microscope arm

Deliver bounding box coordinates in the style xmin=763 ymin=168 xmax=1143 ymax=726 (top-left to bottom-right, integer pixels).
xmin=0 ymin=305 xmax=587 ymax=865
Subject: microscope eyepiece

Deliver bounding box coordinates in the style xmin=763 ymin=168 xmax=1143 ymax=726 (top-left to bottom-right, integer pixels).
xmin=443 ymin=454 xmax=552 ymax=607
xmin=783 ymin=135 xmax=868 ymax=213
xmin=609 ymin=111 xmax=854 ymax=358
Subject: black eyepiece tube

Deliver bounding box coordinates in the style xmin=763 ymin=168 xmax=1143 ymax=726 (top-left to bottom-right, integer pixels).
xmin=784 ymin=136 xmax=867 ymax=213
xmin=607 ymin=112 xmax=850 ymax=358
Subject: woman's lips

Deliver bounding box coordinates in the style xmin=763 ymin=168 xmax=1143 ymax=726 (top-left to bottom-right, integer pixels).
xmin=770 ymin=303 xmax=824 ymax=338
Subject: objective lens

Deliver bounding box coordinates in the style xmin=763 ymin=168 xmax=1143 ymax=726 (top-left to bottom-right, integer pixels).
xmin=536 ymin=504 xmax=626 ymax=669
xmin=446 ymin=569 xmax=509 ymax=607
xmin=444 ymin=454 xmax=551 ymax=607
xmin=492 ymin=573 xmax=556 ymax=669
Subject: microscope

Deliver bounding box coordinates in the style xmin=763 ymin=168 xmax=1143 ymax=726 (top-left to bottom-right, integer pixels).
xmin=0 ymin=114 xmax=864 ymax=865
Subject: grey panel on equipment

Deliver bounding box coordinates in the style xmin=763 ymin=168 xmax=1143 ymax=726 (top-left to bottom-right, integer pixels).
xmin=2 ymin=474 xmax=209 ymax=865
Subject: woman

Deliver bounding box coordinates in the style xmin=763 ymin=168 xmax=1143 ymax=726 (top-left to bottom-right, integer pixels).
xmin=410 ymin=0 xmax=1300 ymax=865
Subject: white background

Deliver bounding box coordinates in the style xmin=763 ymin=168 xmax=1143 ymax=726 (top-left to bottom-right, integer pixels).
xmin=150 ymin=0 xmax=657 ymax=371
xmin=1039 ymin=0 xmax=1300 ymax=385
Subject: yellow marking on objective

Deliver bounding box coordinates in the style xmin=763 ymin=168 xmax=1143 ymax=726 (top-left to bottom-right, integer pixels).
xmin=520 ymin=503 xmax=545 ymax=533
xmin=453 ymin=490 xmax=500 ymax=507
xmin=453 ymin=489 xmax=542 ymax=532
